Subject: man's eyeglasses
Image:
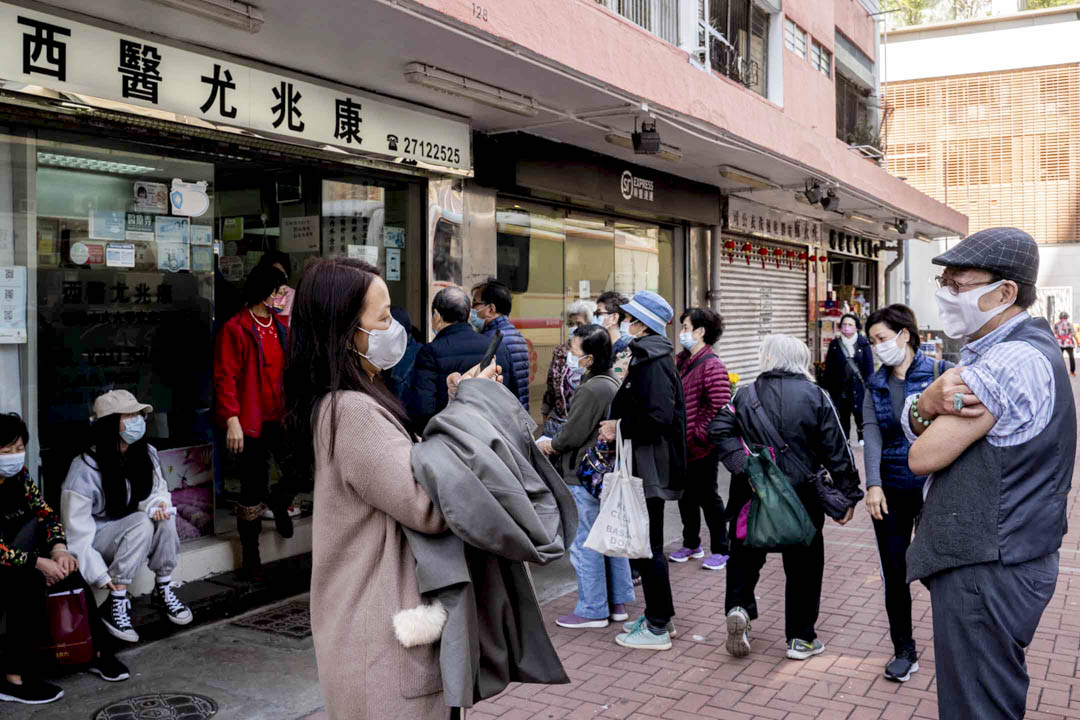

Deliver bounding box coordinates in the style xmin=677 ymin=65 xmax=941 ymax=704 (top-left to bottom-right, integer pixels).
xmin=934 ymin=275 xmax=999 ymax=296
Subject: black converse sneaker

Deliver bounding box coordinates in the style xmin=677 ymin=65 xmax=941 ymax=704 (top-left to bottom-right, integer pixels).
xmin=101 ymin=594 xmax=139 ymax=643
xmin=152 ymin=582 xmax=193 ymax=626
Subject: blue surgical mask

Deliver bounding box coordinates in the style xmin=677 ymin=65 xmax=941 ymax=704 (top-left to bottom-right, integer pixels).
xmin=619 ymin=321 xmax=631 ymax=338
xmin=469 ymin=309 xmax=486 ymax=332
xmin=120 ymin=415 xmax=146 ymax=444
xmin=0 ymin=451 xmax=25 ymax=478
xmin=566 ymin=352 xmax=581 ymax=371
xmin=679 ymin=331 xmax=696 ymax=352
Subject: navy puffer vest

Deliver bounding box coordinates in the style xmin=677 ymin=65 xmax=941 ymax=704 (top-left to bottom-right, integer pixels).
xmin=866 ymin=351 xmax=948 ymax=490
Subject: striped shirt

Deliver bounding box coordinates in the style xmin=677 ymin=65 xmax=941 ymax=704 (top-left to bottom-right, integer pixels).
xmin=902 ymin=311 xmax=1054 ymax=448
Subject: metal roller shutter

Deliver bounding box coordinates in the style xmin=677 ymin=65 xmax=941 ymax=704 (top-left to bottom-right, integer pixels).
xmin=713 ymin=240 xmax=808 ymax=384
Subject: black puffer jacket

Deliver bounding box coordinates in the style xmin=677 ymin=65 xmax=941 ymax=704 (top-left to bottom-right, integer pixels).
xmin=609 ymin=333 xmax=687 ymax=501
xmin=708 ymin=371 xmax=860 ymax=526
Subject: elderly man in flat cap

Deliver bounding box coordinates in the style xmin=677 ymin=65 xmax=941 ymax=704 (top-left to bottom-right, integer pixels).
xmin=899 ymin=228 xmax=1075 ymax=719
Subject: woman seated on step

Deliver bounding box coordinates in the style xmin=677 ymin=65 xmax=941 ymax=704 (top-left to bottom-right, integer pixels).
xmin=0 ymin=412 xmax=129 ymax=706
xmin=61 ymin=390 xmax=193 ymax=645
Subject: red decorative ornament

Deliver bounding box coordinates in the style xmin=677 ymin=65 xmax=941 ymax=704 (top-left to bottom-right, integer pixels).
xmin=786 ymin=249 xmax=796 ymax=269
xmin=758 ymin=246 xmax=770 ymax=269
xmin=743 ymin=241 xmax=753 ymax=265
xmin=773 ymin=247 xmax=784 ymax=268
xmin=724 ymin=239 xmax=736 ymax=264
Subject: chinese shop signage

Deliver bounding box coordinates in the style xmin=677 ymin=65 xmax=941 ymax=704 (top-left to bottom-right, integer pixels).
xmin=726 ymin=197 xmax=821 ymax=245
xmin=0 ymin=3 xmax=470 ymax=170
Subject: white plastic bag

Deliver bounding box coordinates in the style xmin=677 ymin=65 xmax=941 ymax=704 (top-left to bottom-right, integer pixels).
xmin=584 ymin=422 xmax=651 ymax=559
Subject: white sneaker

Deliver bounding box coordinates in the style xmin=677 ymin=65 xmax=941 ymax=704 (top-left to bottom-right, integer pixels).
xmin=726 ymin=607 xmax=751 ymax=658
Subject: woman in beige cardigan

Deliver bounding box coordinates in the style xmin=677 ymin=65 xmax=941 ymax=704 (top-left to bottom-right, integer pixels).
xmin=282 ymin=258 xmax=499 ymax=720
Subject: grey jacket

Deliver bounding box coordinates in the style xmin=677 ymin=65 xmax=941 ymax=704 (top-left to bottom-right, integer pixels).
xmin=408 ymin=379 xmax=576 ymax=707
xmin=551 ymin=371 xmax=620 ymax=485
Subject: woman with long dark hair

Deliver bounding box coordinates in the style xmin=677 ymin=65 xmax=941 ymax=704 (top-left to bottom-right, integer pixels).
xmin=537 ymin=324 xmax=632 ymax=629
xmin=283 ymin=258 xmax=500 ymax=720
xmin=213 ymin=262 xmax=294 ymax=578
xmin=61 ymin=391 xmax=192 ymax=645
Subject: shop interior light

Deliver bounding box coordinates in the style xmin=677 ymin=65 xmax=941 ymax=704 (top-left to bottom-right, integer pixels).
xmin=847 ymin=212 xmax=875 ymax=224
xmin=718 ymin=166 xmax=775 ymax=190
xmin=37 ymin=152 xmax=158 ymax=175
xmin=404 ymin=63 xmax=539 ymax=117
xmin=144 ymin=0 xmax=263 ymax=33
xmin=603 ymin=133 xmax=682 ymax=162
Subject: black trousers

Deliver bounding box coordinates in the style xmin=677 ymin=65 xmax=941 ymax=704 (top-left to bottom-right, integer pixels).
xmin=725 ymin=485 xmax=826 ymax=643
xmin=677 ymin=452 xmax=729 ymax=554
xmin=834 ymin=397 xmax=864 ymax=441
xmin=0 ymin=563 xmax=112 ymax=676
xmin=870 ymin=485 xmax=923 ymax=656
xmin=1063 ymin=346 xmax=1075 ymax=374
xmin=236 ymin=421 xmax=293 ymax=509
xmin=630 ymin=497 xmax=674 ymax=628
xmin=926 ymin=554 xmax=1058 ymax=720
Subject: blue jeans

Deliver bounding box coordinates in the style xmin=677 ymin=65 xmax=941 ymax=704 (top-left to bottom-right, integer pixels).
xmin=569 ymin=484 xmax=635 ymax=619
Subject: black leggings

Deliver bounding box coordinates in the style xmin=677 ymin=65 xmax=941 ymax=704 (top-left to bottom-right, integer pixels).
xmin=1063 ymin=346 xmax=1075 ymax=374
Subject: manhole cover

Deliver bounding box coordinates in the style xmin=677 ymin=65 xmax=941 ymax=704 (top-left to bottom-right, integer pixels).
xmin=92 ymin=692 xmax=217 ymax=720
xmin=231 ymin=600 xmax=311 ymax=639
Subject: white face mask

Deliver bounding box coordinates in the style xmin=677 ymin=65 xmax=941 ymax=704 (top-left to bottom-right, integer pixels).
xmin=679 ymin=331 xmax=697 ymax=352
xmin=355 ymin=318 xmax=408 ymax=370
xmin=873 ymin=332 xmax=907 ymax=367
xmin=935 ymin=280 xmax=1013 ymax=339
xmin=566 ymin=352 xmax=589 ymax=373
xmin=120 ymin=415 xmax=146 ymax=444
xmin=0 ymin=451 xmax=25 ymax=477
xmin=619 ymin=321 xmax=631 ymax=338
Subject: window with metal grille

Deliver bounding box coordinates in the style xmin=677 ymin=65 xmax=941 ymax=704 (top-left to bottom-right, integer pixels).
xmin=836 ymin=73 xmax=870 ymax=142
xmin=701 ymin=0 xmax=770 ymax=98
xmin=784 ymin=18 xmax=806 ymax=58
xmin=811 ymin=41 xmax=831 ymax=77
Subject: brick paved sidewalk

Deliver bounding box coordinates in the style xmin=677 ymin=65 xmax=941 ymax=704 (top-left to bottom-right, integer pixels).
xmin=471 ymin=386 xmax=1080 ymax=720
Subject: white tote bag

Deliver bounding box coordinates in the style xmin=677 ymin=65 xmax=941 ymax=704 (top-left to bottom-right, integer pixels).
xmin=584 ymin=422 xmax=651 ymax=559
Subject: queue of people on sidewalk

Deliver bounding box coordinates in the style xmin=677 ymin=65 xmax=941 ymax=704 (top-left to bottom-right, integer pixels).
xmin=2 ymin=227 xmax=1072 ymax=720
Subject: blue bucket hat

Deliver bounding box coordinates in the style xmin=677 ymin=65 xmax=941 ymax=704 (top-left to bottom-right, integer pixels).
xmin=620 ymin=291 xmax=673 ymax=336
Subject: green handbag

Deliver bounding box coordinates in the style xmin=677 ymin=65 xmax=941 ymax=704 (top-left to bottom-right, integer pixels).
xmin=743 ymin=446 xmax=818 ymax=549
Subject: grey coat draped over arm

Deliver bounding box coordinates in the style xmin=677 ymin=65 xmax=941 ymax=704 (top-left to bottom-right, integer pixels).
xmin=407 ymin=378 xmax=577 ymax=708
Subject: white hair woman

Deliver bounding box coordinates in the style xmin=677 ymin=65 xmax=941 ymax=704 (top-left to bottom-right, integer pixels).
xmin=708 ymin=334 xmax=862 ymax=662
xmin=541 ymin=301 xmax=596 ymax=438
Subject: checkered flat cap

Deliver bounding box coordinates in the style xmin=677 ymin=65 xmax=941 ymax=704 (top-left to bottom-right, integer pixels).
xmin=932 ymin=227 xmax=1039 ymax=285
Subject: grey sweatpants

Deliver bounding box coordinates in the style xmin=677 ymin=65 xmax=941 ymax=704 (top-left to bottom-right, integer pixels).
xmin=926 ymin=553 xmax=1059 ymax=720
xmin=93 ymin=512 xmax=181 ymax=586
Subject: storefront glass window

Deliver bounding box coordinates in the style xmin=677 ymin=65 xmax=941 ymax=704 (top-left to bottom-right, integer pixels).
xmin=495 ymin=200 xmax=674 ymax=424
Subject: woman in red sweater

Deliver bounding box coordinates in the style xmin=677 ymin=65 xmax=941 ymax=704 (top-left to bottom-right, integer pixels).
xmin=213 ymin=263 xmax=293 ymax=577
xmin=670 ymin=307 xmax=732 ymax=571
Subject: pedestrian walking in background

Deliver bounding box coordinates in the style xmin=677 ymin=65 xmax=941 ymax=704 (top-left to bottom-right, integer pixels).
xmin=1054 ymin=311 xmax=1076 ymax=376
xmin=472 ymin=279 xmax=530 ymax=411
xmin=597 ymin=291 xmax=687 ymax=651
xmin=709 ymin=335 xmax=860 ymax=661
xmin=403 ymin=286 xmax=514 ymax=432
xmin=61 ymin=391 xmax=193 ymax=644
xmin=537 ymin=324 xmax=633 ymax=629
xmin=212 ymin=263 xmax=296 ymax=578
xmin=862 ymin=304 xmax=954 ymax=683
xmin=257 ymin=250 xmax=295 ymax=319
xmin=905 ymin=228 xmax=1075 ymax=720
xmin=541 ymin=300 xmax=594 ymax=438
xmin=594 ymin=291 xmax=633 ymax=382
xmin=670 ymin=307 xmax=731 ymax=571
xmin=823 ymin=313 xmax=873 ymax=445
